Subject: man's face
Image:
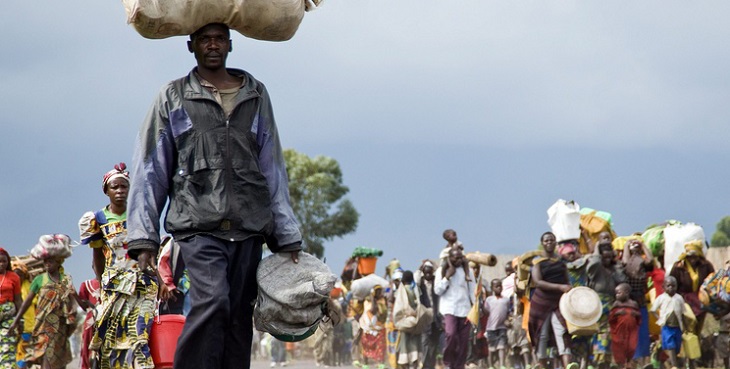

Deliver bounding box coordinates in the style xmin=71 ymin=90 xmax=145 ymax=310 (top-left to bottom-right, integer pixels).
xmin=449 ymin=248 xmax=464 ymax=267
xmin=504 ymin=263 xmax=515 ymax=276
xmin=188 ymin=24 xmax=231 ymax=71
xmin=422 ymin=265 xmax=434 ymax=281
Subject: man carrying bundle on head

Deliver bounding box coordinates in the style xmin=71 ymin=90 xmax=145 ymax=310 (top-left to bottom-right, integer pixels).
xmin=126 ymin=22 xmax=302 ymax=369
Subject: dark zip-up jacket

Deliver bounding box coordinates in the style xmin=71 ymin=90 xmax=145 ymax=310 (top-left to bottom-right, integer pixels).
xmin=126 ymin=68 xmax=301 ymax=257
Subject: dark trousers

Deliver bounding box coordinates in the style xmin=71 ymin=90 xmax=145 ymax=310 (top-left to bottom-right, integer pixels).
xmin=174 ymin=235 xmax=262 ymax=369
xmin=443 ymin=315 xmax=470 ymax=369
xmin=421 ymin=326 xmax=442 ymax=369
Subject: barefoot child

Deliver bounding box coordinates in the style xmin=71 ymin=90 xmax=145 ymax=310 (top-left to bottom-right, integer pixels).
xmin=484 ymin=279 xmax=511 ymax=369
xmin=609 ymin=283 xmax=641 ymax=369
xmin=649 ymin=276 xmax=685 ymax=369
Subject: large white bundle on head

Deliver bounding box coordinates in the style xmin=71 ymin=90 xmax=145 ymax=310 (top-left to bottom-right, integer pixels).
xmin=350 ymin=273 xmax=389 ymax=300
xmin=121 ymin=0 xmax=324 ymax=41
xmin=664 ymin=223 xmax=706 ymax=275
xmin=547 ymin=199 xmax=582 ymax=242
xmin=31 ymin=234 xmax=74 ymax=260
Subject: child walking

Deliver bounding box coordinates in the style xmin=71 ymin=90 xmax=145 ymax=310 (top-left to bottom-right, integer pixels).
xmin=609 ymin=283 xmax=641 ymax=369
xmin=484 ymin=279 xmax=511 ymax=369
xmin=650 ymin=276 xmax=685 ymax=369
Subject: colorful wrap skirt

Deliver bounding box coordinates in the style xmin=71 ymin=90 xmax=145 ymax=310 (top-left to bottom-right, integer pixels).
xmin=92 ymin=268 xmax=158 ymax=369
xmin=25 ymin=275 xmax=77 ymax=369
xmin=0 ymin=302 xmax=18 ymax=369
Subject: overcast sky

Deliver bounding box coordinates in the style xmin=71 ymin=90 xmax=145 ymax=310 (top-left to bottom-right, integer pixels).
xmin=1 ymin=1 xmax=728 ymax=285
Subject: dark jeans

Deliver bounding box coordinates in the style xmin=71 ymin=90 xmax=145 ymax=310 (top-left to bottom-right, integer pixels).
xmin=174 ymin=235 xmax=262 ymax=369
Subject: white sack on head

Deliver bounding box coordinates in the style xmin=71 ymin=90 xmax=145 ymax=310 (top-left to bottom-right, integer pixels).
xmin=31 ymin=234 xmax=74 ymax=260
xmin=122 ymin=0 xmax=320 ymax=41
xmin=350 ymin=274 xmax=389 ymax=300
xmin=664 ymin=223 xmax=705 ymax=275
xmin=547 ymin=199 xmax=581 ymax=242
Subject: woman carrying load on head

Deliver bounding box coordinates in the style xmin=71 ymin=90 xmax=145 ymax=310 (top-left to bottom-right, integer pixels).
xmin=359 ymin=285 xmax=388 ymax=369
xmin=0 ymin=247 xmax=22 ymax=369
xmin=78 ymin=163 xmax=158 ymax=369
xmin=669 ymin=239 xmax=714 ymax=334
xmin=528 ymin=232 xmax=577 ymax=369
xmin=9 ymin=235 xmax=90 ymax=369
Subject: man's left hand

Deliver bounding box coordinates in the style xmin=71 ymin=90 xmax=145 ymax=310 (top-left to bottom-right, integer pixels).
xmin=138 ymin=251 xmax=157 ymax=275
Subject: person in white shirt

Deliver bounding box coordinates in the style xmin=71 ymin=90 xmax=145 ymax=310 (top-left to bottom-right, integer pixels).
xmin=435 ymin=247 xmax=475 ymax=369
xmin=650 ymin=276 xmax=685 ymax=369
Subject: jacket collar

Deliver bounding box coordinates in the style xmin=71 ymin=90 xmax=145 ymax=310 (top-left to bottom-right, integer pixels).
xmin=183 ymin=68 xmax=260 ymax=102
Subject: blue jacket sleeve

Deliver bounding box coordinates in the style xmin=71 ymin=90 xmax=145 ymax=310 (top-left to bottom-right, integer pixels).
xmin=126 ymin=84 xmax=177 ymax=259
xmin=255 ymin=83 xmax=302 ymax=252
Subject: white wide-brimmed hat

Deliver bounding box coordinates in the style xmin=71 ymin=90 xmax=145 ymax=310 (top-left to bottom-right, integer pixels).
xmin=559 ymin=286 xmax=602 ymax=327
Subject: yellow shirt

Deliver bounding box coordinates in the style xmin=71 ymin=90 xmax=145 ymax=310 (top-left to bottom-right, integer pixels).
xmin=20 ymin=280 xmax=36 ymax=332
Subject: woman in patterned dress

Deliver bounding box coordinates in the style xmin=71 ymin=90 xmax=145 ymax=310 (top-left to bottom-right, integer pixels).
xmin=79 ymin=163 xmax=158 ymax=369
xmin=0 ymin=248 xmax=22 ymax=369
xmin=10 ymin=237 xmax=89 ymax=369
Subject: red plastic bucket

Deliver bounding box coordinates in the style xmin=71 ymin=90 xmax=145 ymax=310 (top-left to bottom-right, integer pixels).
xmin=150 ymin=314 xmax=186 ymax=369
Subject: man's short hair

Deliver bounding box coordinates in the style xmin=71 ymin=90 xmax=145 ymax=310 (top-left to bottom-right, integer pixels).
xmin=190 ymin=23 xmax=230 ymax=40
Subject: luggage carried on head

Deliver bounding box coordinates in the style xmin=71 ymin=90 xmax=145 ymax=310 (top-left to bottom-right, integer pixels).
xmin=640 ymin=220 xmax=682 ymax=256
xmin=547 ymin=199 xmax=581 ymax=243
xmin=350 ymin=274 xmax=389 ymax=301
xmin=663 ymin=222 xmax=705 ymax=274
xmin=121 ymin=0 xmax=323 ymax=41
xmin=30 ymin=234 xmax=74 ymax=260
xmin=578 ymin=208 xmax=617 ymax=254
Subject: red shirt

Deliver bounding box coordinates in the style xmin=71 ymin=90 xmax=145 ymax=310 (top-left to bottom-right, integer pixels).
xmin=648 ymin=268 xmax=665 ymax=296
xmin=0 ymin=271 xmax=21 ymax=304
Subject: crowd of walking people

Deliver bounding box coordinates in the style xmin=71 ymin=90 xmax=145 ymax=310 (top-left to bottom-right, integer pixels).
xmin=0 ymin=163 xmax=727 ymax=369
xmin=302 ymin=227 xmax=730 ymax=369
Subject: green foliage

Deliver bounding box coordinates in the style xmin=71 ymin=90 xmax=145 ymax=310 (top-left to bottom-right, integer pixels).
xmin=711 ymin=216 xmax=730 ymax=247
xmin=284 ymin=149 xmax=359 ymax=258
xmin=351 ymin=247 xmax=383 ymax=258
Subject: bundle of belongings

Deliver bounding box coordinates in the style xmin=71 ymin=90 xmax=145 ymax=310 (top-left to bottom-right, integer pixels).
xmin=121 ymin=0 xmax=324 ymax=40
xmin=699 ymin=263 xmax=730 ymax=315
xmin=255 ymin=252 xmax=337 ymax=342
xmin=30 ymin=234 xmax=75 ymax=260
